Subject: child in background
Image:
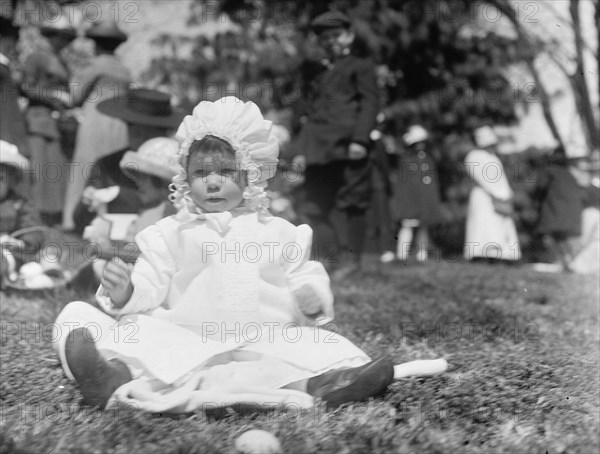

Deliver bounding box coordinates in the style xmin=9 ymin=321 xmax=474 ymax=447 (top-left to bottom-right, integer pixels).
xmin=393 ymin=125 xmax=443 ymax=262
xmin=535 ymin=149 xmax=591 ymax=271
xmin=82 ymin=137 xmax=179 ymax=280
xmin=0 ymin=140 xmax=42 ymax=285
xmin=53 ymin=97 xmax=396 ymax=413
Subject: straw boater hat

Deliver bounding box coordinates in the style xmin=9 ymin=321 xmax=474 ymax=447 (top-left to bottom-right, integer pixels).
xmin=403 ymin=125 xmax=429 ymax=146
xmin=171 ymin=96 xmax=280 ymax=213
xmin=120 ymin=137 xmax=180 ymax=182
xmin=0 ymin=140 xmax=29 ymax=171
xmin=97 ymin=88 xmax=186 ymax=129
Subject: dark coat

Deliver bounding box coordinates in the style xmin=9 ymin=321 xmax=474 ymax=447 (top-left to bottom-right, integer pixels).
xmin=292 ymin=54 xmax=379 ymax=165
xmin=391 ymin=148 xmax=443 ymax=225
xmin=536 ymin=165 xmax=586 ymax=237
xmin=21 ymin=50 xmax=70 ymax=213
xmin=0 ymin=62 xmax=30 ymax=157
xmin=72 ymin=147 xmax=142 ymax=235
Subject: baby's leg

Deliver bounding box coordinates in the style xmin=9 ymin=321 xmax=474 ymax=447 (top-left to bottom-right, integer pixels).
xmin=54 ymin=301 xmax=132 ymax=408
xmin=53 ymin=301 xmax=117 ymax=380
xmin=241 ymin=327 xmax=393 ymax=407
xmin=304 ymin=356 xmax=394 ymax=407
xmin=65 ymin=327 xmax=132 ymax=408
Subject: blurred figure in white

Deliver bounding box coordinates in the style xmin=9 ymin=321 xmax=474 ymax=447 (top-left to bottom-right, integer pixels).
xmin=464 ymin=126 xmax=521 ymax=263
xmin=62 ymin=20 xmax=132 ymax=230
xmin=563 ymin=153 xmax=600 ymax=274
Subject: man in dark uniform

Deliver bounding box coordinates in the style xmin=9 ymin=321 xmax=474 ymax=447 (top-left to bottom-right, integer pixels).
xmin=291 ymin=10 xmax=379 ymax=279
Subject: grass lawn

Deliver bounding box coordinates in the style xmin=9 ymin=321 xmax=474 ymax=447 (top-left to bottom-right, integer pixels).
xmin=1 ymin=259 xmax=599 ymax=453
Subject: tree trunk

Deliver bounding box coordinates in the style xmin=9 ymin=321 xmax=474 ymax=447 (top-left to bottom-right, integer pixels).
xmin=569 ymin=0 xmax=600 ymax=151
xmin=484 ymin=0 xmax=565 ymax=150
xmin=596 ymin=0 xmax=600 ymax=141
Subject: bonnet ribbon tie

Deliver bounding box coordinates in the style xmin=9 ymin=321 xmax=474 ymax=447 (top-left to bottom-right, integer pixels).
xmin=175 ymin=208 xmax=236 ymax=235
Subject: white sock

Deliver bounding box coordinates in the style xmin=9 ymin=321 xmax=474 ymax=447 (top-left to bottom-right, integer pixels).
xmin=396 ymin=226 xmax=413 ymax=261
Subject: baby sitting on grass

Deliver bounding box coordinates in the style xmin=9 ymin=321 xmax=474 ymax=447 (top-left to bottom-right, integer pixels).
xmin=54 ymin=97 xmax=436 ymax=413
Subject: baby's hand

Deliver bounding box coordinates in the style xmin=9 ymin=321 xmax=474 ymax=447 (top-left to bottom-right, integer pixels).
xmin=293 ymin=284 xmax=324 ymax=318
xmin=101 ymin=258 xmax=134 ymax=308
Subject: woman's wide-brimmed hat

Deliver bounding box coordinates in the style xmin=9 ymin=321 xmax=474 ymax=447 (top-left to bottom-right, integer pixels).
xmin=120 ymin=137 xmax=180 ymax=181
xmin=97 ymin=88 xmax=186 ymax=129
xmin=39 ymin=14 xmax=76 ymax=39
xmin=86 ymin=20 xmax=128 ymax=46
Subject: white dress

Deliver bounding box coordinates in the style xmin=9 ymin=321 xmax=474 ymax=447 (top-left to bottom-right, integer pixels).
xmin=463 ymin=149 xmax=521 ymax=261
xmin=569 ymin=207 xmax=600 ymax=274
xmin=54 ymin=208 xmax=371 ymax=412
xmin=62 ymin=55 xmax=131 ymax=229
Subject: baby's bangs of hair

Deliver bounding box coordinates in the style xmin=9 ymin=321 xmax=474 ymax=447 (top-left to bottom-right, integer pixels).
xmin=188 ymin=135 xmax=236 ymax=160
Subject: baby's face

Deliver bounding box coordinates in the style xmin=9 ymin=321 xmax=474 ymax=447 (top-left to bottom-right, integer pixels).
xmin=187 ymin=152 xmax=246 ymax=213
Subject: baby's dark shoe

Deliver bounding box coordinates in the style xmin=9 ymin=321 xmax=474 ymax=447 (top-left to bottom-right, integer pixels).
xmin=307 ymin=356 xmax=394 ymax=407
xmin=65 ymin=328 xmax=132 ymax=409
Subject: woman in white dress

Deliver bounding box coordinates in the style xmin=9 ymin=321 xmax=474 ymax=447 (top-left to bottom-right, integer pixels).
xmin=463 ymin=127 xmax=521 ymax=262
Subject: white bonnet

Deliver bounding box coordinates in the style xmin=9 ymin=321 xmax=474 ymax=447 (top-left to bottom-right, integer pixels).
xmin=170 ymin=96 xmax=280 ymax=213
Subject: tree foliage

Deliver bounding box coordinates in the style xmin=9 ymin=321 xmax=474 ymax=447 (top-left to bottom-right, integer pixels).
xmin=145 ymin=0 xmax=523 ymax=140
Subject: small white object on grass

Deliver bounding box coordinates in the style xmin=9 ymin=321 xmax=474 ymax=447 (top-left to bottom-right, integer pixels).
xmin=19 ymin=262 xmax=44 ymax=278
xmin=235 ymin=429 xmax=282 ymax=454
xmin=24 ymin=273 xmax=54 ymax=289
xmin=393 ymin=359 xmax=448 ymax=379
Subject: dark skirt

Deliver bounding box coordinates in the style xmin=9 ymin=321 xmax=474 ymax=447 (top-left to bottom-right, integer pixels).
xmin=536 ymin=166 xmax=584 ymax=237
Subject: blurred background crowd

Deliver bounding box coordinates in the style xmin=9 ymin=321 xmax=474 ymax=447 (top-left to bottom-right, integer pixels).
xmin=1 ymin=0 xmax=599 ymax=290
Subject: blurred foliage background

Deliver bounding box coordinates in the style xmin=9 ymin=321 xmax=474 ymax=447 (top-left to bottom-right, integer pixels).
xmin=5 ymin=0 xmax=599 ymax=259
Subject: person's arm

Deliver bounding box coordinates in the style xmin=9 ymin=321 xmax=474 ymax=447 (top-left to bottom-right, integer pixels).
xmin=69 ymin=61 xmax=102 ymax=106
xmin=21 ymin=52 xmax=69 ymax=106
xmin=351 ymin=59 xmax=380 ymax=147
xmin=282 ymin=223 xmax=334 ymax=325
xmin=96 ymin=224 xmax=176 ymax=315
